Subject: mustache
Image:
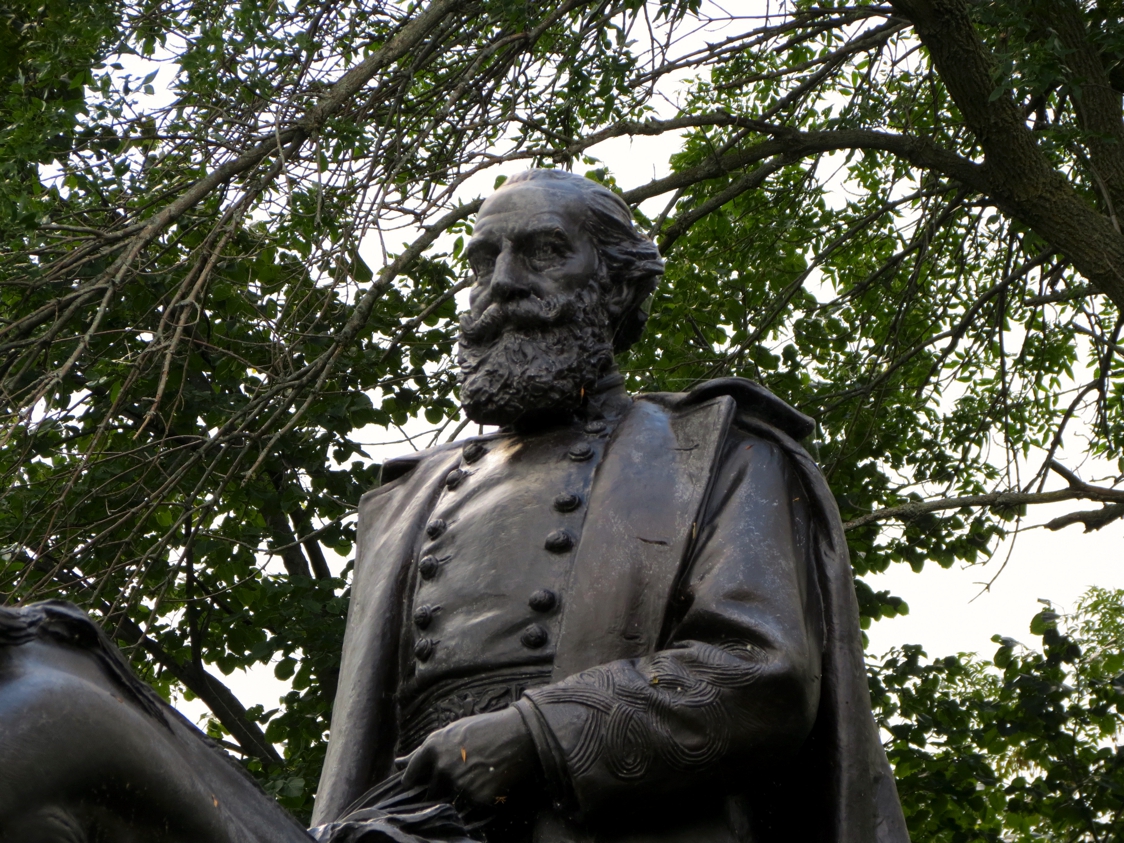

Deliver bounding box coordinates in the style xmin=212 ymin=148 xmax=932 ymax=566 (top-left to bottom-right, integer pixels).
xmin=458 ymin=294 xmax=580 ymax=345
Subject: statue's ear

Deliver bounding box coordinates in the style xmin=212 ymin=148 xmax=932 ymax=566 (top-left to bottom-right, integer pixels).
xmin=598 ymin=273 xmax=636 ymax=327
xmin=598 ymin=265 xmax=658 ymax=353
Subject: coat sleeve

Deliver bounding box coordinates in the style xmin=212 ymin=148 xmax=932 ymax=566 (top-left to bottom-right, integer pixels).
xmin=514 ymin=429 xmax=824 ymax=813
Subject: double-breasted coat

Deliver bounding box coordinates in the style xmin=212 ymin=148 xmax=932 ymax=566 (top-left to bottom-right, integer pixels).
xmin=312 ymin=379 xmax=908 ymax=843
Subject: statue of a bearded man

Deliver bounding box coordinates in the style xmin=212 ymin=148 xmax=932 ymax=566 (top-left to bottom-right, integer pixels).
xmin=0 ymin=170 xmax=908 ymax=843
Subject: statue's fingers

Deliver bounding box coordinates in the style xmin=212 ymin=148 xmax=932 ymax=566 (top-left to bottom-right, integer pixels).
xmin=423 ymin=761 xmax=456 ymax=802
xmin=399 ymin=746 xmax=432 ymax=789
xmin=392 ymin=750 xmax=415 ymax=771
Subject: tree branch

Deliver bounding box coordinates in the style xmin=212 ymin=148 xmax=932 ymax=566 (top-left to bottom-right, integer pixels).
xmin=843 ymin=485 xmax=1124 ymax=531
xmin=889 ymin=0 xmax=1124 ymax=310
xmin=619 ymin=123 xmax=988 ymax=206
xmin=656 ymin=156 xmax=789 ymax=251
xmin=1043 ymin=502 xmax=1124 ymax=532
xmin=291 ymin=509 xmax=332 ymax=580
xmin=102 ymin=606 xmax=283 ymax=767
xmin=265 ymin=507 xmax=313 ymax=579
xmin=847 ymin=456 xmax=1124 ymax=531
xmin=1047 ymin=0 xmax=1124 ymax=224
xmin=1024 ymin=284 xmax=1099 ymax=306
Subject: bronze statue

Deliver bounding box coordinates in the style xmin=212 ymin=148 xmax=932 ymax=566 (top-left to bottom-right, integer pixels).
xmin=0 ymin=170 xmax=908 ymax=843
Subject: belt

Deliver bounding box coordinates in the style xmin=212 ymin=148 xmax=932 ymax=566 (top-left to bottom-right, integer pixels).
xmin=396 ymin=666 xmax=553 ymax=754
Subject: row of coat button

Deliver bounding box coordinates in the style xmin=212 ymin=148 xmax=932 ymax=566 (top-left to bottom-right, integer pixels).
xmin=413 ymin=588 xmax=557 ymax=631
xmin=413 ymin=620 xmax=551 ymax=663
xmin=421 ymin=514 xmax=578 ymax=563
xmin=412 ymin=434 xmax=589 ymax=663
xmin=457 ymin=419 xmax=603 ymax=464
xmin=411 ymin=589 xmax=558 ymax=663
xmin=459 ymin=439 xmax=597 ymax=466
xmin=416 ymin=539 xmax=572 ymax=582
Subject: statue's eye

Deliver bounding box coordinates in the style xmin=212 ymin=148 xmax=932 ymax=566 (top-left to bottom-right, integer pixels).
xmin=469 ymin=251 xmax=496 ymax=276
xmin=529 ymin=236 xmax=567 ymax=268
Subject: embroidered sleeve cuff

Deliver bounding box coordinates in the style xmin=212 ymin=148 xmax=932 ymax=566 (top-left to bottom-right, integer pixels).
xmin=513 ymin=695 xmax=574 ymax=808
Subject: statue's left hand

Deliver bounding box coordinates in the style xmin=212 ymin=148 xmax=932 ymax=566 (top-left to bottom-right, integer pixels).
xmin=398 ymin=706 xmax=541 ymax=810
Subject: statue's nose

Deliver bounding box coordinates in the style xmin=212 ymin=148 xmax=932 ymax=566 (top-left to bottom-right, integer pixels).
xmin=489 ymin=247 xmax=532 ymax=303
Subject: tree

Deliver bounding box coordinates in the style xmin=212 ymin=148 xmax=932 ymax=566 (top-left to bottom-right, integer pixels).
xmin=1 ymin=0 xmax=1122 ymax=831
xmin=873 ymin=587 xmax=1124 ymax=841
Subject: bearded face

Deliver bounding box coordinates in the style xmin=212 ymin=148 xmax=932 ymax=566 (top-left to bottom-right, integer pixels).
xmin=457 ymin=273 xmax=615 ymax=426
xmin=455 ymin=175 xmax=641 ymax=426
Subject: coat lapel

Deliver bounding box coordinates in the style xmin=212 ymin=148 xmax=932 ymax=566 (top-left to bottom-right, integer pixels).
xmin=551 ymin=394 xmax=735 ymax=680
xmin=312 ymin=449 xmax=460 ymax=825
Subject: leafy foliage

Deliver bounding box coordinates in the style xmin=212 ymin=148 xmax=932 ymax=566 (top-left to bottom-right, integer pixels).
xmin=1 ymin=0 xmax=1123 ymax=832
xmin=873 ymin=587 xmax=1124 ymax=841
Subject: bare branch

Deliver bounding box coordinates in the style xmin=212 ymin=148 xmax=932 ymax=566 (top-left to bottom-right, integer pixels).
xmin=843 ymin=483 xmax=1124 ymax=531
xmin=1044 ymin=502 xmax=1124 ymax=532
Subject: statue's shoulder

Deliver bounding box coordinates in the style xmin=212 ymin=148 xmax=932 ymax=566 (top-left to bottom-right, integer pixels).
xmin=378 ymin=432 xmax=505 ymax=485
xmin=377 ymin=379 xmax=812 ymax=486
xmin=637 ymin=376 xmax=815 ymax=441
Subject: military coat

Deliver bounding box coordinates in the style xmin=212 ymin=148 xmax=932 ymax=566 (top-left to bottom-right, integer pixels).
xmin=313 ymin=378 xmax=909 ymax=843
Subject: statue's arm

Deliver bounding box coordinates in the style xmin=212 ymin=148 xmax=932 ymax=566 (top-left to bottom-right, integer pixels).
xmin=515 ymin=432 xmax=823 ymax=812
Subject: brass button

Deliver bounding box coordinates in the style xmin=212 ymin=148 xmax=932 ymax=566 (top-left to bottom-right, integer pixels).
xmin=544 ymin=529 xmax=574 ymax=553
xmin=425 ymin=519 xmax=447 ymax=539
xmin=568 ymin=442 xmax=594 ymax=461
xmin=418 ymin=555 xmax=440 ymax=580
xmin=414 ymin=638 xmax=436 ymax=662
xmin=520 ymin=624 xmax=548 ymax=649
xmin=413 ymin=605 xmax=435 ymax=629
xmin=445 ymin=469 xmax=466 ymax=490
xmin=553 ymin=492 xmax=581 ymax=512
xmin=462 ymin=441 xmax=487 ymax=463
xmin=529 ymin=589 xmax=557 ymax=613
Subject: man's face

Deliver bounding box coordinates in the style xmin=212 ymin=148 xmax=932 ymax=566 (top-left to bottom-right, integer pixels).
xmin=457 ymin=181 xmax=616 ymax=426
xmin=464 ymin=185 xmax=599 ymax=320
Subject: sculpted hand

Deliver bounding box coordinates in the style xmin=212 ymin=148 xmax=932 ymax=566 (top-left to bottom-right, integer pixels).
xmin=399 ymin=706 xmax=541 ymax=810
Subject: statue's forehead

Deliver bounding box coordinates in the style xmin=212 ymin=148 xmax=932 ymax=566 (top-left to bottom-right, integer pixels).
xmin=475 ymin=183 xmax=590 ymax=236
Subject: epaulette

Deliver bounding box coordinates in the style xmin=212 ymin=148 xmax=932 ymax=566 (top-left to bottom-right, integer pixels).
xmin=677 ymin=377 xmax=815 ymax=440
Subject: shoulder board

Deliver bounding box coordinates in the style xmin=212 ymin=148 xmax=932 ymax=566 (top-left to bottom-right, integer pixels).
xmin=639 ymin=377 xmax=814 ymax=440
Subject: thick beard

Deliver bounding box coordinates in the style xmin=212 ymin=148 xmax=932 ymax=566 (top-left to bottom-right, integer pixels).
xmin=457 ymin=284 xmax=615 ymax=426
